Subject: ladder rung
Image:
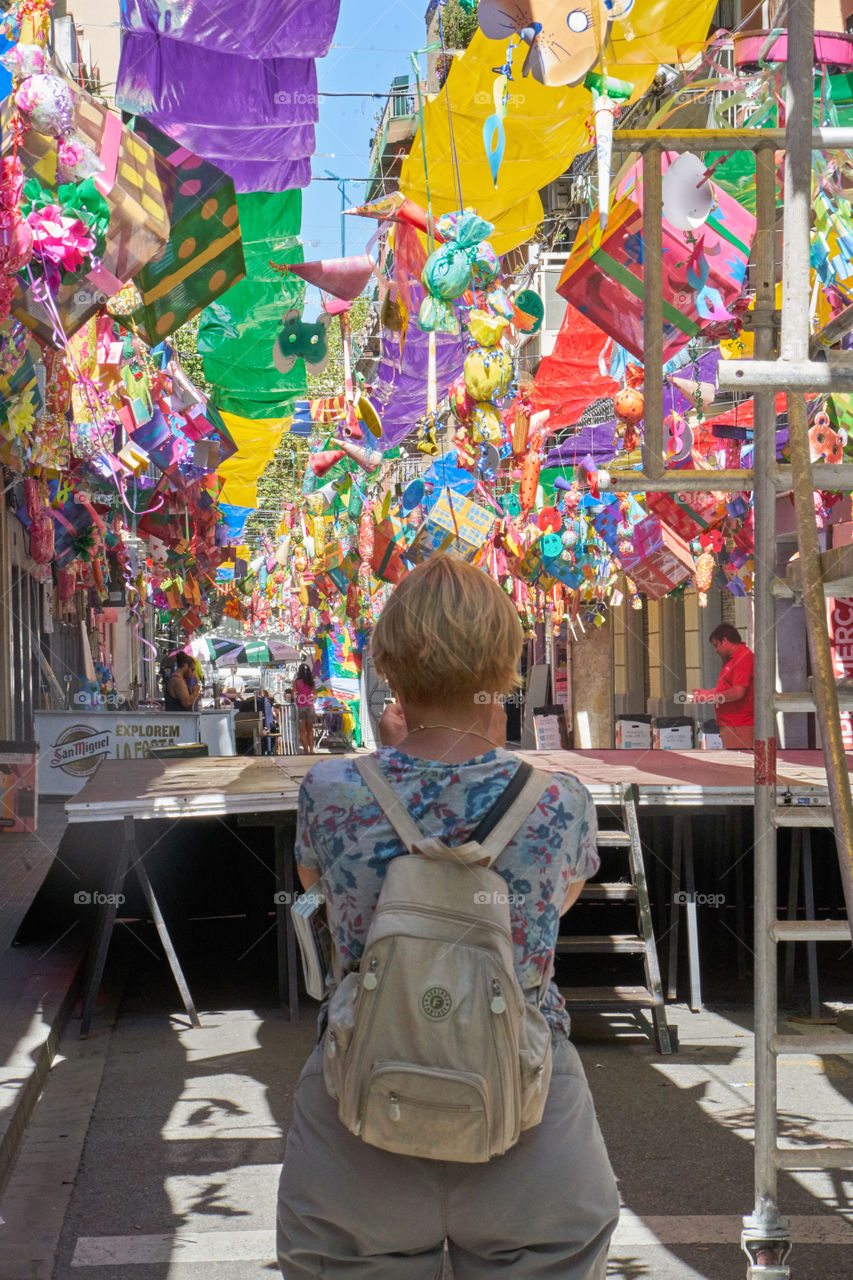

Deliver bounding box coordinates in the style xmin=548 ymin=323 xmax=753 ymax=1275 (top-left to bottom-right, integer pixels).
xmin=559 ymin=984 xmax=656 ymax=1008
xmin=556 ymin=935 xmax=648 ymax=953
xmin=773 ymin=806 xmax=836 ymax=828
xmin=597 ymin=831 xmax=632 ymax=846
xmin=580 ymin=883 xmax=638 ymax=900
xmin=776 ymin=1146 xmax=853 ymax=1170
xmin=772 ymin=1033 xmax=853 ymax=1055
xmin=774 ymin=691 xmax=853 ymax=712
xmin=771 ymin=920 xmax=851 ymax=942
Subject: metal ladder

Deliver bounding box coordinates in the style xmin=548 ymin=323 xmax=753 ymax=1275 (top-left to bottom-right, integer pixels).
xmin=556 ymin=783 xmax=675 ymax=1055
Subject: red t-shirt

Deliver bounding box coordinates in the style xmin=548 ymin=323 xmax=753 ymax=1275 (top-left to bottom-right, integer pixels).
xmin=715 ymin=644 xmax=754 ymax=726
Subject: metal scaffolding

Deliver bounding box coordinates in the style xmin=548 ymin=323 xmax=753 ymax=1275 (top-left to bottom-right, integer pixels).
xmin=611 ymin=2 xmax=853 ymax=1272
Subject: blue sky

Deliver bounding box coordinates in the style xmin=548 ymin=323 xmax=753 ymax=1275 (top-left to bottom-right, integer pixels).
xmin=302 ymin=2 xmax=429 ymax=273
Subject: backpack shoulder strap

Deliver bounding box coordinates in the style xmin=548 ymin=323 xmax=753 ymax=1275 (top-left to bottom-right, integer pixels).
xmin=469 ymin=761 xmax=533 ymax=844
xmin=355 ymin=754 xmax=552 ymax=869
xmin=475 ymin=764 xmax=551 ymax=868
xmin=354 ymin=755 xmax=424 ymax=852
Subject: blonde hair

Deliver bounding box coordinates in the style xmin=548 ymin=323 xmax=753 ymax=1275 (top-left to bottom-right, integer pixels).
xmin=371 ymin=555 xmax=522 ymax=703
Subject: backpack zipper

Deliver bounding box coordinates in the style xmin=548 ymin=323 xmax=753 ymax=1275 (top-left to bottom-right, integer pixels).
xmin=386 ymin=1090 xmax=478 ymax=1119
xmin=364 ymin=1062 xmax=490 ymax=1132
xmin=374 ymin=901 xmax=513 ymax=939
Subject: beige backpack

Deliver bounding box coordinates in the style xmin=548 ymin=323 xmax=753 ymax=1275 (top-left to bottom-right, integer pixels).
xmin=322 ymin=755 xmax=555 ymax=1163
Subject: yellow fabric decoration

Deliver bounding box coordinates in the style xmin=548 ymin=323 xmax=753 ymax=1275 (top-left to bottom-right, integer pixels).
xmin=400 ymin=0 xmax=718 ymax=254
xmin=217 ymin=411 xmax=291 ymax=509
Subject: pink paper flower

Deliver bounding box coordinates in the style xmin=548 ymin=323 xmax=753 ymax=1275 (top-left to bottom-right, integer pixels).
xmin=26 ymin=205 xmax=95 ymax=273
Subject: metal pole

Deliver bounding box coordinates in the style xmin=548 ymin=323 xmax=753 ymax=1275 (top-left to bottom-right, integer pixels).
xmin=613 ymin=126 xmax=853 ymax=150
xmin=743 ymin=142 xmax=789 ymax=1271
xmin=641 ymin=148 xmax=665 ymax=482
xmin=603 ymin=464 xmax=853 ymax=493
xmin=780 ymin=0 xmax=853 ymax=930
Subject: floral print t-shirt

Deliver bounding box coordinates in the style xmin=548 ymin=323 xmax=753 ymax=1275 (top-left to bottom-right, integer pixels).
xmin=295 ymin=746 xmax=599 ymax=1032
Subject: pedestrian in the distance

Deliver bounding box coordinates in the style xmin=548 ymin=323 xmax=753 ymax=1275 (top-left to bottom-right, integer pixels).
xmin=292 ymin=662 xmax=316 ymax=755
xmin=163 ymin=653 xmax=200 ymax=711
xmin=693 ymin=623 xmax=754 ymax=748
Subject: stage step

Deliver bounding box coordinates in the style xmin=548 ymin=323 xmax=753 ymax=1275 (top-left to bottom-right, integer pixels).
xmin=580 ymin=882 xmax=637 ymax=901
xmin=558 ymin=984 xmax=657 ymax=1008
xmin=556 ymin=935 xmax=648 ymax=954
xmin=557 ymin=784 xmax=674 ymax=1054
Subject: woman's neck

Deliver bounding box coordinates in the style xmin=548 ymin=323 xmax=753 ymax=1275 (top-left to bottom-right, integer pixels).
xmin=393 ymin=698 xmax=505 ymax=762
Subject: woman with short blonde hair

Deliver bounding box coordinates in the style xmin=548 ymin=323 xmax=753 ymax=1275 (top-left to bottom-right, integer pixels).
xmin=277 ymin=555 xmax=618 ymax=1279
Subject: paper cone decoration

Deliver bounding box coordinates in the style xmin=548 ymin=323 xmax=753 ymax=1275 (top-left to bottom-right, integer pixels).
xmin=668 ymin=377 xmax=722 ymax=416
xmin=287 ymin=255 xmax=375 ymax=302
xmin=337 ymin=436 xmax=384 ymax=472
xmin=317 ymin=480 xmax=340 ymax=508
xmin=345 ymin=193 xmax=443 ymax=241
xmin=308 ymin=449 xmax=346 ymax=476
xmin=592 ymin=91 xmax=614 ymax=230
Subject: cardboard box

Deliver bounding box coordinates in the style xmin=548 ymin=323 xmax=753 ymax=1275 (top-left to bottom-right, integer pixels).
xmin=558 ymin=156 xmax=756 ymax=362
xmin=0 ymin=742 xmax=38 ymax=834
xmin=619 ymin=515 xmax=695 ymax=600
xmin=512 ymin=543 xmax=558 ymax=591
xmin=646 ymin=487 xmax=727 ymax=542
xmin=697 ymin=719 xmax=723 ymax=750
xmin=653 ymin=718 xmax=694 ymax=750
xmin=592 ymin=494 xmax=647 ymax=555
xmin=615 ymin=715 xmax=653 ymax=749
xmin=130 ymin=119 xmax=246 ymax=343
xmin=407 ymin=489 xmax=496 ymax=564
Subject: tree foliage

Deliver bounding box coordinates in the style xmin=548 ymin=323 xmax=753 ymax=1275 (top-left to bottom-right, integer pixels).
xmin=440 ymin=0 xmax=480 ymax=50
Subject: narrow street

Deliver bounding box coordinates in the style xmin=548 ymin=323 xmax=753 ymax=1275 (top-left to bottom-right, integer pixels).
xmin=2 ymin=931 xmax=853 ymax=1280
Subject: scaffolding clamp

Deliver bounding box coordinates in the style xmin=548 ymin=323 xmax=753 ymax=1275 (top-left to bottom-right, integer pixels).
xmin=741 ymin=1215 xmax=792 ymax=1278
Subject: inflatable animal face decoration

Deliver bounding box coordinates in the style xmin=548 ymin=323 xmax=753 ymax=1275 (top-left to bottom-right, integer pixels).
xmin=272 ymin=309 xmax=333 ymax=375
xmin=478 ymin=0 xmax=609 ymax=87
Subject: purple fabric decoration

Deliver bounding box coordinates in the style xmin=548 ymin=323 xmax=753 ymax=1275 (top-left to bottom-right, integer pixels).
xmin=152 ymin=120 xmax=316 ymax=162
xmin=374 ymin=288 xmax=465 ymax=448
xmin=117 ymin=33 xmax=320 ymax=128
xmin=121 ymin=0 xmax=341 ymax=60
xmin=196 ymin=155 xmax=312 ymax=193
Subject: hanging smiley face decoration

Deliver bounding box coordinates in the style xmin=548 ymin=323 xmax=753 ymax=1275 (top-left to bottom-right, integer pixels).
xmin=478 ymin=0 xmax=609 ymax=87
xmin=272 ymin=309 xmax=333 ymax=375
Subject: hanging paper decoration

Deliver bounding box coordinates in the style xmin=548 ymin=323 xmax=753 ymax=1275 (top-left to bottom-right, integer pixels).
xmin=128 ymin=118 xmax=245 ymax=343
xmin=283 ymin=254 xmax=374 ymax=302
xmin=464 ymin=346 xmax=514 ymax=401
xmin=419 ymin=210 xmax=494 ymax=333
xmin=482 ymin=35 xmax=516 ymax=187
xmin=345 ymin=191 xmax=444 ymax=240
xmin=558 ymin=155 xmax=756 ymax=361
xmin=478 ymin=0 xmax=609 ymax=87
xmin=584 ymin=71 xmax=633 ymax=230
xmin=272 ymin=309 xmax=333 ymax=375
xmin=399 ymin=0 xmax=718 ymax=255
xmin=613 ymin=379 xmax=644 ymax=453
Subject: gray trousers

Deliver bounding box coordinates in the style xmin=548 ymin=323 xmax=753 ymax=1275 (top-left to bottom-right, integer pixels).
xmin=277 ymin=1032 xmax=619 ymax=1279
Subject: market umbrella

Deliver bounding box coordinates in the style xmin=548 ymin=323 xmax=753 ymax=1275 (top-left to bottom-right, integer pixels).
xmin=185 ymin=636 xmax=299 ymax=665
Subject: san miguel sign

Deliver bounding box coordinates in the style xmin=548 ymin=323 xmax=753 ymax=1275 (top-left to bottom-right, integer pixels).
xmin=50 ymin=725 xmax=113 ymax=778
xmin=36 ymin=712 xmax=196 ymax=796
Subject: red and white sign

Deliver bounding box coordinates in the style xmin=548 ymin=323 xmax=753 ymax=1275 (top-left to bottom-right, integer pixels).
xmin=829 ymin=597 xmax=853 ymax=750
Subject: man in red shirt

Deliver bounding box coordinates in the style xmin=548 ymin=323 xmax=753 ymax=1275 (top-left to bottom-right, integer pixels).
xmin=694 ymin=624 xmax=755 ymax=749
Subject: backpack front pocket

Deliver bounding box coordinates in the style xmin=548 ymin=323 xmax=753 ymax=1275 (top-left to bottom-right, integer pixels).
xmin=360 ymin=1062 xmax=492 ymax=1163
